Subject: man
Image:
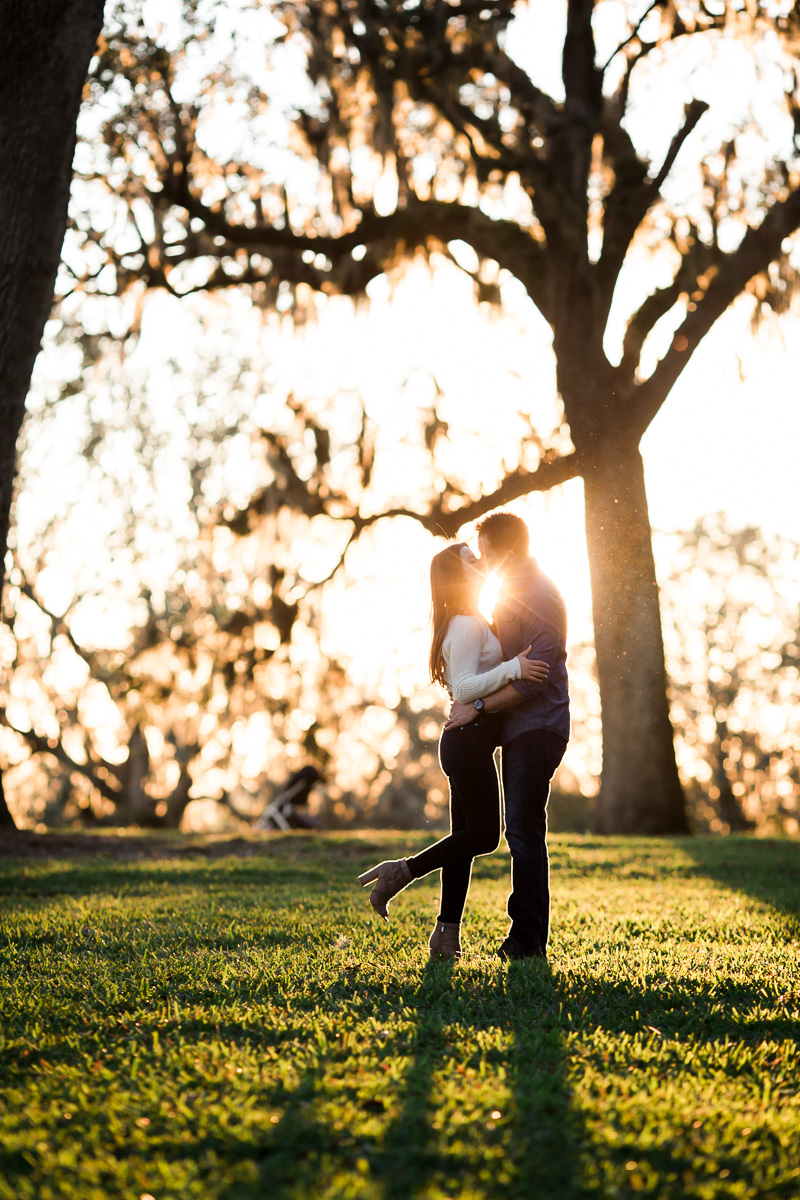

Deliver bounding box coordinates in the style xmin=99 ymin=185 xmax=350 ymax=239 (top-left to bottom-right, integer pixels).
xmin=444 ymin=512 xmax=569 ymax=961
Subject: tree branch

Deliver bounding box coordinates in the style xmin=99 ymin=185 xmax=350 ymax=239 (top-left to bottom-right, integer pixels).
xmin=601 ymin=1 xmax=660 ymax=73
xmin=427 ymin=84 xmax=532 ymax=182
xmin=344 ymin=452 xmax=584 ymax=543
xmin=632 ymin=184 xmax=800 ymax=434
xmin=619 ymin=230 xmax=721 ymax=382
xmin=229 ymin=445 xmax=582 ymax=591
xmin=0 ymin=709 xmax=123 ymax=806
xmin=620 ymin=279 xmax=687 ymax=381
xmin=17 ymin=575 xmax=118 ymax=689
xmin=342 ymin=0 xmax=559 ymax=138
xmin=429 ymin=450 xmax=584 ymax=537
xmin=598 ymin=98 xmax=709 ymax=317
xmin=651 ymin=99 xmax=710 ymax=193
xmin=150 ymin=170 xmax=554 ymax=318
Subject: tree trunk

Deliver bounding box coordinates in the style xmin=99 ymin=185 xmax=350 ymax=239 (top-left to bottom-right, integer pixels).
xmin=163 ymin=764 xmax=195 ymax=830
xmin=0 ymin=772 xmax=16 ymax=833
xmin=0 ymin=0 xmax=105 ymax=831
xmin=118 ymin=725 xmax=154 ymax=826
xmin=713 ymin=716 xmax=753 ymax=832
xmin=582 ymin=442 xmax=689 ymax=833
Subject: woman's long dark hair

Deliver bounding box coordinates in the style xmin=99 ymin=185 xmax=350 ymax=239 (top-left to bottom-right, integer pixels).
xmin=429 ymin=543 xmax=475 ymax=689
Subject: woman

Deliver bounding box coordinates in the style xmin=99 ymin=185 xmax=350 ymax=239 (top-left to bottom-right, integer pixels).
xmin=357 ymin=541 xmax=548 ymax=957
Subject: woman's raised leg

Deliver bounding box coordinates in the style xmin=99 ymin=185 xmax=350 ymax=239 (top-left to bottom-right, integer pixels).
xmin=356 ymin=723 xmax=500 ymax=926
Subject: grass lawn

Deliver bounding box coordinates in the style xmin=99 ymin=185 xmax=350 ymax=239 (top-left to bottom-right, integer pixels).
xmin=1 ymin=832 xmax=799 ymax=1200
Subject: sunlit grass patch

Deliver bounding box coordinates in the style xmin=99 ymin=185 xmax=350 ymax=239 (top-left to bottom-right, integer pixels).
xmin=1 ymin=833 xmax=799 ymax=1199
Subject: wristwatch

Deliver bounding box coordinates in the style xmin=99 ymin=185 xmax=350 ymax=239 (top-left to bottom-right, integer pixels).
xmin=473 ymin=698 xmax=485 ymax=713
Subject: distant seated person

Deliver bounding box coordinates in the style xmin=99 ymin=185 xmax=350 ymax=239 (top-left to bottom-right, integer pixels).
xmin=255 ymin=765 xmax=321 ymax=831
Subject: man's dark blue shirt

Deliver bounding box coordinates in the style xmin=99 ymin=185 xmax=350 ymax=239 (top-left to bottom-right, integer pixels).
xmin=493 ymin=558 xmax=570 ymax=746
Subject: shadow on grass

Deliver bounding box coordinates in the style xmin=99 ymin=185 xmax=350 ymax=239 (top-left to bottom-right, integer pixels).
xmin=680 ymin=836 xmax=800 ymax=923
xmin=0 ymin=834 xmax=418 ymax=902
xmin=501 ymin=962 xmax=585 ymax=1200
xmin=371 ymin=961 xmax=459 ymax=1200
xmin=199 ymin=948 xmax=800 ymax=1200
xmin=0 ymin=861 xmax=334 ymax=899
xmin=207 ymin=958 xmax=586 ymax=1200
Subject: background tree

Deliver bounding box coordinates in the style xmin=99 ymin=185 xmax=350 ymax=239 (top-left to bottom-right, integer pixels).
xmin=64 ymin=0 xmax=800 ymax=833
xmin=0 ymin=0 xmax=106 ymax=829
xmin=661 ymin=515 xmax=800 ymax=835
xmin=1 ymin=344 xmax=448 ymax=830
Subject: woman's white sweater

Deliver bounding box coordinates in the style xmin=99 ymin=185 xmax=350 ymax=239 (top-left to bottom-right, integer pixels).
xmin=442 ymin=614 xmax=521 ymax=703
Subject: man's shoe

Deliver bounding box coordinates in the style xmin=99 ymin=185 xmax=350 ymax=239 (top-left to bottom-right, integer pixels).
xmin=497 ymin=936 xmax=546 ymax=962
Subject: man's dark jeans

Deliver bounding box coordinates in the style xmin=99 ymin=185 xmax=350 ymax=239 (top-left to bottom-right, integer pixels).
xmin=502 ymin=729 xmax=567 ymax=950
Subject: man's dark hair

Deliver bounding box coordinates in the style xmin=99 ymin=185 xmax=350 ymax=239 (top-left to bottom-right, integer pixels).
xmin=476 ymin=512 xmax=530 ymax=557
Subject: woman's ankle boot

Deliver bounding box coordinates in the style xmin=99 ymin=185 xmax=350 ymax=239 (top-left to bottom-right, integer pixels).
xmin=428 ymin=920 xmax=462 ymax=958
xmin=357 ymin=859 xmax=413 ymax=920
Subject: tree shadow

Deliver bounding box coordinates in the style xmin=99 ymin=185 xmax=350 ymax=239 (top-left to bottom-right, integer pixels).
xmin=680 ymin=835 xmax=800 ymax=923
xmin=370 ymin=960 xmax=458 ymax=1200
xmin=501 ymin=961 xmax=585 ymax=1200
xmin=0 ymin=859 xmax=332 ymax=899
xmin=0 ymin=921 xmax=297 ymax=969
xmin=552 ymin=970 xmax=800 ymax=1044
xmin=206 ymin=956 xmax=586 ymax=1200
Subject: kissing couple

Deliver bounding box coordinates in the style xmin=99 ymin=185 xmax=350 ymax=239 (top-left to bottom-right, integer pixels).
xmin=358 ymin=511 xmax=570 ymax=961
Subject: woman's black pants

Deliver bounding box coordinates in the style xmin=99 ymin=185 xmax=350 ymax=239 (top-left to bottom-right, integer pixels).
xmin=407 ymin=718 xmax=502 ymax=924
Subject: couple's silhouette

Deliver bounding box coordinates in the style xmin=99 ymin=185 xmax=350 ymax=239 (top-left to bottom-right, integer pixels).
xmin=359 ymin=511 xmax=569 ymax=960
